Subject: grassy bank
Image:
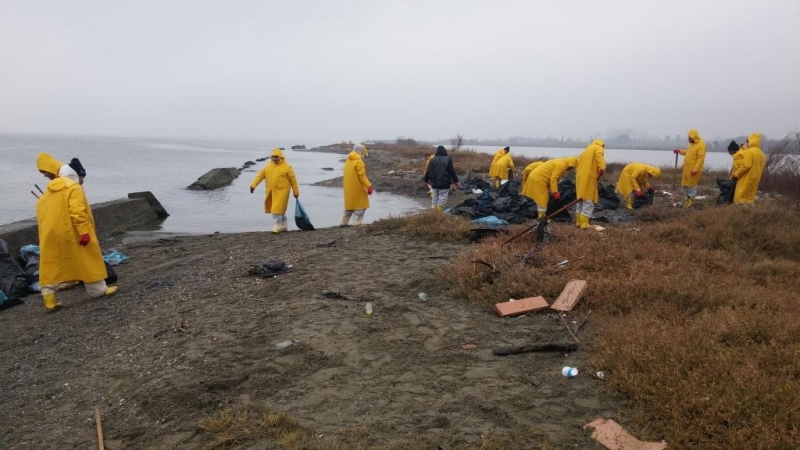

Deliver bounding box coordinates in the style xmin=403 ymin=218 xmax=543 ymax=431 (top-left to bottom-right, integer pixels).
xmin=434 ymin=201 xmax=800 ymax=448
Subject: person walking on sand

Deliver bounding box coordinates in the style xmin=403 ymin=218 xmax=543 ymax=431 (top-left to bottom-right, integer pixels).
xmin=35 ymin=153 xmax=118 ymax=312
xmin=250 ymin=148 xmax=299 ymax=234
xmin=489 ymin=146 xmax=510 ymax=187
xmin=575 ymin=139 xmax=607 ymax=229
xmin=673 ymin=129 xmax=707 ymax=208
xmin=423 ymin=145 xmax=460 ymax=212
xmin=525 ymin=157 xmax=578 ymax=219
xmin=616 ymin=163 xmax=661 ymax=210
xmin=731 ymin=133 xmax=766 ymax=205
xmin=341 ymin=144 xmax=373 ymax=226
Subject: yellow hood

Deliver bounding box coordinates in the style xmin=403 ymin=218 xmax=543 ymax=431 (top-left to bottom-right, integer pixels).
xmin=563 ymin=156 xmax=578 ymax=168
xmin=688 ymin=129 xmax=702 ymax=142
xmin=647 ymin=166 xmax=662 ymax=178
xmin=748 ymin=133 xmax=761 ymax=148
xmin=591 ymin=139 xmax=605 ymax=147
xmin=347 ymin=151 xmax=362 ymax=161
xmin=45 ymin=176 xmax=75 ymax=192
xmin=270 ymin=148 xmax=285 ymax=159
xmin=37 ymin=152 xmax=63 ymax=176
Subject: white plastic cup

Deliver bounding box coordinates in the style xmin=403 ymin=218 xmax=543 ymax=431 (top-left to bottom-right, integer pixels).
xmin=365 ymin=303 xmax=373 ymax=316
xmin=561 ymin=366 xmax=578 ymax=378
xmin=418 ymin=292 xmax=428 ymax=302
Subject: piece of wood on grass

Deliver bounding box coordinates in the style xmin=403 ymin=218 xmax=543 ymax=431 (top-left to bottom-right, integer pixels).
xmin=584 ymin=418 xmax=667 ymax=450
xmin=550 ymin=279 xmax=587 ymax=312
xmin=494 ymin=296 xmax=549 ymax=317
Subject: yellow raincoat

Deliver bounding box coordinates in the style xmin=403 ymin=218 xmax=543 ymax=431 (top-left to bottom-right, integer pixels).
xmin=732 ymin=133 xmax=766 ymax=204
xmin=36 ymin=153 xmax=107 ymax=285
xmin=489 ymin=148 xmax=506 ymax=175
xmin=677 ymin=129 xmax=707 ymax=188
xmin=616 ymin=163 xmax=661 ymax=198
xmin=575 ymin=139 xmax=607 ymax=203
xmin=491 ymin=154 xmax=515 ymax=180
xmin=521 ymin=161 xmax=544 ymax=186
xmin=250 ymin=148 xmax=299 ymax=214
xmin=361 ymin=144 xmax=369 ymax=158
xmin=343 ymin=151 xmax=372 ymax=210
xmin=525 ymin=157 xmax=578 ymax=208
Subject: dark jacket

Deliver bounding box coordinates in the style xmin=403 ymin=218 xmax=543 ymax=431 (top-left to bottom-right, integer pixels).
xmin=424 ymin=146 xmax=459 ymax=189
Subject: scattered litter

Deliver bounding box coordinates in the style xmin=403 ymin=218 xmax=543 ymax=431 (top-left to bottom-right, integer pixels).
xmin=695 ymin=195 xmax=708 ymax=200
xmin=584 ymin=418 xmax=668 ymax=450
xmin=365 ymin=302 xmax=373 ymax=317
xmin=460 ymin=343 xmax=477 ymax=350
xmin=276 ymin=340 xmax=294 ymax=350
xmin=562 ymin=366 xmax=579 ymax=378
xmin=417 ymin=292 xmax=428 ymax=302
xmin=595 ymin=371 xmax=606 ymax=380
xmin=320 ymin=289 xmax=349 ymax=300
xmin=103 ymin=251 xmax=129 ymax=266
xmin=550 ymin=279 xmax=587 ymax=312
xmin=388 ymin=170 xmax=396 ymax=174
xmin=494 ymin=296 xmax=549 ymax=317
xmin=248 ymin=260 xmax=289 ymax=277
xmin=593 ymin=225 xmax=606 ymax=232
xmin=471 ymin=189 xmax=483 ymax=194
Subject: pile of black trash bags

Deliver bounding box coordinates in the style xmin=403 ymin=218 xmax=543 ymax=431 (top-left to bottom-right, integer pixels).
xmin=453 ymin=176 xmax=626 ymax=224
xmin=0 ymin=240 xmax=32 ymax=310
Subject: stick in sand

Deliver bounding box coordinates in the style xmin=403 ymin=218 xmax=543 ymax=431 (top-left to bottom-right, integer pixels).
xmin=671 ymin=152 xmax=679 ymax=206
xmin=95 ymin=406 xmax=105 ymax=450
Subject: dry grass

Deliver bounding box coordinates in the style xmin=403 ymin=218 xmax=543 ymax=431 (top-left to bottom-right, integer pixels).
xmin=439 ymin=201 xmax=800 ymax=449
xmin=199 ymin=405 xmax=550 ymax=449
xmin=370 ymin=210 xmax=472 ymax=243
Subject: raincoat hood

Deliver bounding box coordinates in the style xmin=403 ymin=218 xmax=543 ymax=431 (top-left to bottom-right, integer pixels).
xmin=435 ymin=145 xmax=448 ymax=156
xmin=37 ymin=152 xmax=63 ymax=176
xmin=727 ymin=141 xmax=740 ymax=154
xmin=270 ymin=148 xmax=285 ymax=159
xmin=347 ymin=151 xmax=363 ymax=161
xmin=563 ymin=156 xmax=578 ymax=168
xmin=45 ymin=176 xmax=75 ymax=193
xmin=688 ymin=129 xmax=702 ymax=142
xmin=748 ymin=133 xmax=762 ymax=148
xmin=591 ymin=139 xmax=605 ymax=147
xmin=647 ymin=166 xmax=662 ymax=178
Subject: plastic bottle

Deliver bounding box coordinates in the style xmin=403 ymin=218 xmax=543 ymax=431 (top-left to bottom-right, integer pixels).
xmin=561 ymin=366 xmax=578 ymax=378
xmin=365 ymin=303 xmax=373 ymax=317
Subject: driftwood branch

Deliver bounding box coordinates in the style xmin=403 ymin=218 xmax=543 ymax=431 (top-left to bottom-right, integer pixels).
xmin=493 ymin=342 xmax=579 ymax=356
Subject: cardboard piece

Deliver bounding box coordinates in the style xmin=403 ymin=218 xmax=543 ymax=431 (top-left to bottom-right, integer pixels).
xmin=584 ymin=418 xmax=667 ymax=450
xmin=550 ymin=279 xmax=587 ymax=312
xmin=494 ymin=296 xmax=549 ymax=317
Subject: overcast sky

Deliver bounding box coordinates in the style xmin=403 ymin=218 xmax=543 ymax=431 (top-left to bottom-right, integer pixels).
xmin=1 ymin=0 xmax=798 ymax=142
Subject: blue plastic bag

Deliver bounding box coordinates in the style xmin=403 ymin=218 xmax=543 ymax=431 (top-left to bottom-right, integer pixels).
xmin=470 ymin=216 xmax=509 ymax=227
xmin=294 ymin=200 xmax=315 ymax=231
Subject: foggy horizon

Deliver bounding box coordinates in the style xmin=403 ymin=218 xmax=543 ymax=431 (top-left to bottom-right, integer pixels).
xmin=2 ymin=1 xmax=798 ymax=144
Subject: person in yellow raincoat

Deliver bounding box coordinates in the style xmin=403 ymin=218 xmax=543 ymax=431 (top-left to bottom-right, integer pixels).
xmin=341 ymin=144 xmax=373 ymax=226
xmin=361 ymin=144 xmax=369 ymax=158
xmin=616 ymin=163 xmax=661 ymax=210
xmin=35 ymin=153 xmax=117 ymax=311
xmin=575 ymin=139 xmax=606 ymax=229
xmin=489 ymin=147 xmax=510 ymax=187
xmin=521 ymin=161 xmax=544 ymax=187
xmin=423 ymin=152 xmax=435 ymax=197
xmin=524 ymin=157 xmax=578 ymax=218
xmin=250 ymin=148 xmax=300 ymax=233
xmin=491 ymin=153 xmax=515 ymax=187
xmin=731 ymin=133 xmax=766 ymax=205
xmin=672 ymin=129 xmax=707 ymax=207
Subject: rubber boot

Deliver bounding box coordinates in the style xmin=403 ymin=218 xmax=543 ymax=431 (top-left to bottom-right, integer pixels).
xmin=353 ymin=214 xmax=364 ymax=226
xmin=435 ymin=205 xmax=443 ymax=212
xmin=537 ymin=211 xmax=546 ymax=220
xmin=683 ymin=197 xmax=694 ymax=208
xmin=42 ymin=293 xmax=60 ymax=312
xmin=626 ymin=197 xmax=633 ymax=210
xmin=105 ymin=286 xmax=118 ymax=297
xmin=577 ymin=214 xmax=590 ymax=229
xmin=271 ymin=220 xmax=282 ymax=234
xmin=280 ymin=216 xmax=289 ymax=232
xmin=340 ymin=212 xmax=352 ymax=227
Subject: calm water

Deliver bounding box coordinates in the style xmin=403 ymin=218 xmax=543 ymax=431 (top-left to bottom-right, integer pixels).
xmin=0 ymin=134 xmax=425 ymax=233
xmin=465 ymin=145 xmax=733 ymax=170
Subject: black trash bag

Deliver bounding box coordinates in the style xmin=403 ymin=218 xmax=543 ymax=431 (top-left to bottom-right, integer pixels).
xmin=0 ymin=295 xmax=24 ymax=311
xmin=248 ymin=260 xmax=288 ymax=277
xmin=496 ymin=179 xmax=520 ymax=198
xmin=18 ymin=246 xmax=39 ymax=281
xmin=470 ymin=228 xmax=509 ymax=243
xmin=105 ymin=261 xmax=118 ymax=284
xmin=597 ymin=183 xmax=621 ymax=210
xmin=717 ymin=178 xmax=736 ymax=205
xmin=632 ymin=190 xmax=655 ymax=209
xmin=294 ymin=199 xmax=315 ymax=231
xmin=544 ymin=179 xmax=577 ymax=222
xmin=0 ymin=239 xmax=31 ymax=299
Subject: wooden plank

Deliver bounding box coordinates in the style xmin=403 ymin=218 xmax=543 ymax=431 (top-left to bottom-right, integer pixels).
xmin=584 ymin=418 xmax=667 ymax=450
xmin=550 ymin=279 xmax=587 ymax=312
xmin=494 ymin=296 xmax=549 ymax=317
xmin=95 ymin=406 xmax=105 ymax=450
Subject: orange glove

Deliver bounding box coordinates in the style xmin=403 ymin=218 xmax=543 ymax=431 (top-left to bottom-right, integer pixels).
xmin=79 ymin=234 xmax=90 ymax=246
xmin=597 ymin=169 xmax=606 ymax=177
xmin=673 ymin=149 xmax=681 ymax=154
xmin=553 ymin=191 xmax=561 ymax=201
xmin=691 ymin=169 xmax=698 ymax=176
xmin=367 ymin=186 xmax=373 ymax=195
xmin=635 ymin=189 xmax=644 ymax=198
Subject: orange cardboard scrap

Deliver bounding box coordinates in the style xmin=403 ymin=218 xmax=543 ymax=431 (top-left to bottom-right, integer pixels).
xmin=493 ymin=296 xmax=549 ymax=317
xmin=550 ymin=279 xmax=587 ymax=311
xmin=585 ymin=418 xmax=667 ymax=450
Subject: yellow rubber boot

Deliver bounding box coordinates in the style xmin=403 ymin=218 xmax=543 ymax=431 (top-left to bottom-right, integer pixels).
xmin=104 ymin=286 xmax=118 ymax=297
xmin=577 ymin=214 xmax=590 ymax=229
xmin=537 ymin=211 xmax=546 ymax=220
xmin=626 ymin=197 xmax=633 ymax=210
xmin=683 ymin=197 xmax=694 ymax=208
xmin=42 ymin=293 xmax=60 ymax=312
xmin=435 ymin=205 xmax=443 ymax=212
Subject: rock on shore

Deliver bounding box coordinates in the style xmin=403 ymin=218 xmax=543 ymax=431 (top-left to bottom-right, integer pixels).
xmin=187 ymin=167 xmax=241 ymax=190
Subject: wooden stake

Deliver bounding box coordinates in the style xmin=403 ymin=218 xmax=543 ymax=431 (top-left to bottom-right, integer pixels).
xmin=95 ymin=406 xmax=105 ymax=450
xmin=31 ymin=190 xmax=40 ymax=199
